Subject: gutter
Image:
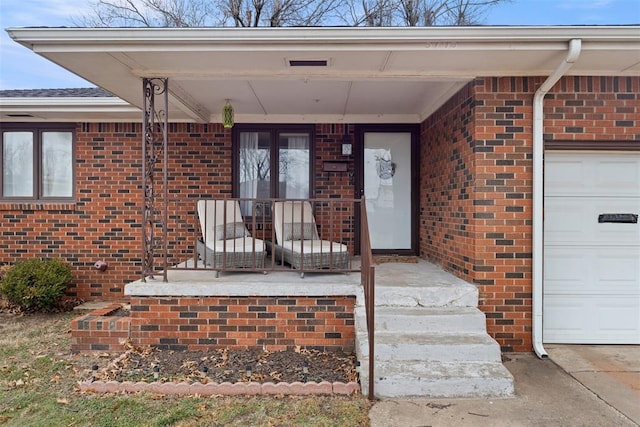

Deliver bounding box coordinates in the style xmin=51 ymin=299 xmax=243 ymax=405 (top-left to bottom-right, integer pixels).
xmin=532 ymin=38 xmax=582 ymax=359
xmin=7 ymin=26 xmax=639 ymax=47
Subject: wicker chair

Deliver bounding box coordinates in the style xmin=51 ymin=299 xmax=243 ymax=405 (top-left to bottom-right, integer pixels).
xmin=272 ymin=200 xmax=349 ymax=277
xmin=196 ymin=199 xmax=265 ymax=277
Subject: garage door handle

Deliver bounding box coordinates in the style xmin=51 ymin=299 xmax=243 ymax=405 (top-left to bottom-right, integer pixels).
xmin=598 ymin=213 xmax=638 ymax=224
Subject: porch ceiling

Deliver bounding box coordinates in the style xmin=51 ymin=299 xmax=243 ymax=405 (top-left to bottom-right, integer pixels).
xmin=6 ymin=26 xmax=640 ymax=124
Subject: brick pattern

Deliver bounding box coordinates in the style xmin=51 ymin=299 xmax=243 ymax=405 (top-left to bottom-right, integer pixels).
xmin=129 ymin=296 xmax=355 ymax=352
xmin=545 ymin=76 xmax=639 ymax=141
xmin=314 ymin=124 xmax=357 ymax=252
xmin=71 ymin=303 xmax=130 ymax=353
xmin=314 ymin=124 xmax=355 ymax=200
xmin=5 ymin=77 xmax=639 ymax=354
xmin=470 ymin=77 xmax=538 ymax=352
xmin=420 ymin=82 xmax=476 ymax=281
xmin=0 ymin=122 xmax=232 ymax=300
xmin=421 ymin=76 xmax=639 ymax=352
xmin=0 ymin=123 xmax=358 ymax=299
xmin=0 ymin=121 xmax=142 ymax=300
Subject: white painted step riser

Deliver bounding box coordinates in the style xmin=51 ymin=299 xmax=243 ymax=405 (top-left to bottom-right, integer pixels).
xmin=375 ymin=287 xmax=478 ymax=308
xmin=356 ymin=341 xmax=501 ymax=362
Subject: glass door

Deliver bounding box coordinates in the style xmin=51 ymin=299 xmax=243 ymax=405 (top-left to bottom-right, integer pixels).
xmin=357 ymin=126 xmax=417 ymax=253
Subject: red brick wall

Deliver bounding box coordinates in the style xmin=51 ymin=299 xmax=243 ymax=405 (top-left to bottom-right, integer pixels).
xmin=0 ymin=123 xmax=356 ymax=300
xmin=71 ymin=303 xmax=130 ymax=353
xmin=420 ymin=82 xmax=476 ymax=281
xmin=314 ymin=124 xmax=357 ymax=251
xmin=421 ymin=76 xmax=640 ymax=352
xmin=129 ymin=296 xmax=355 ymax=352
xmin=470 ymin=77 xmax=538 ymax=352
xmin=4 ymin=76 xmax=638 ymax=352
xmin=1 ymin=123 xmax=143 ymax=300
xmin=315 ymin=124 xmax=355 ymax=200
xmin=0 ymin=122 xmax=232 ymax=300
xmin=545 ymin=76 xmax=639 ymax=141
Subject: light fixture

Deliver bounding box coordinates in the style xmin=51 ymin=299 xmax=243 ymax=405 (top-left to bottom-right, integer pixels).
xmin=200 ymin=365 xmax=209 ymax=383
xmin=223 ymin=99 xmax=234 ymax=129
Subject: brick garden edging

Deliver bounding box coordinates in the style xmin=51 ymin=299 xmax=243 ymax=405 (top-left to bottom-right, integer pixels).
xmin=79 ymin=380 xmax=360 ymax=396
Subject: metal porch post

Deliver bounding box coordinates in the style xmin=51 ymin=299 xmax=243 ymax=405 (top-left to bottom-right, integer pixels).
xmin=141 ymin=78 xmax=169 ymax=282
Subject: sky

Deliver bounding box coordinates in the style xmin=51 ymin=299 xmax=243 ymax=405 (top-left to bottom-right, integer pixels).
xmin=0 ymin=0 xmax=639 ymax=90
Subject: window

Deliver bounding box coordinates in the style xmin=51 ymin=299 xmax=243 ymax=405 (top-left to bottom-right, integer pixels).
xmin=1 ymin=124 xmax=75 ymax=200
xmin=234 ymin=125 xmax=313 ymax=215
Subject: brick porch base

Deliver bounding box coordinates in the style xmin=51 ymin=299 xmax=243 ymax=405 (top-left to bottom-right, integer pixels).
xmin=71 ymin=303 xmax=131 ymax=353
xmin=71 ymin=296 xmax=356 ymax=354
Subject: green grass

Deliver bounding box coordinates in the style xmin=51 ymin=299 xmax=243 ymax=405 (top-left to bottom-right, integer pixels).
xmin=0 ymin=311 xmax=371 ymax=426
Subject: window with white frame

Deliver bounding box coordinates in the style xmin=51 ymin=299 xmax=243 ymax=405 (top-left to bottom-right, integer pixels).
xmin=1 ymin=124 xmax=75 ymax=200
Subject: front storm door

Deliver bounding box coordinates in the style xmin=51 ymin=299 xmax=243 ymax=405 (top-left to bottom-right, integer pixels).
xmin=356 ymin=125 xmax=418 ymax=254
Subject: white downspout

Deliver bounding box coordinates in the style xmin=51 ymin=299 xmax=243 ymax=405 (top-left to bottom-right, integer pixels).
xmin=532 ymin=39 xmax=582 ymax=358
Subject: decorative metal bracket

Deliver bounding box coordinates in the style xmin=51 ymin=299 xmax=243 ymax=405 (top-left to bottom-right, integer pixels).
xmin=141 ymin=78 xmax=169 ymax=282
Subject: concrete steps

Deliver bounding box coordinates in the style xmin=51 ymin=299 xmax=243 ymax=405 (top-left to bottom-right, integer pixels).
xmin=357 ymin=332 xmax=502 ymax=362
xmin=373 ymin=281 xmax=478 ymax=307
xmin=358 ymin=306 xmax=489 ymax=334
xmin=355 ymin=261 xmax=514 ymax=398
xmin=365 ymin=361 xmax=514 ymax=398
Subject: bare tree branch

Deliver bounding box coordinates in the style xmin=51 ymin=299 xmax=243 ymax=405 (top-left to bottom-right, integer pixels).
xmin=76 ymin=0 xmax=511 ymax=28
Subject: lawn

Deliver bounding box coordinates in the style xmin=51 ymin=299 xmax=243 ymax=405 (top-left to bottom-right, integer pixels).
xmin=0 ymin=311 xmax=371 ymax=426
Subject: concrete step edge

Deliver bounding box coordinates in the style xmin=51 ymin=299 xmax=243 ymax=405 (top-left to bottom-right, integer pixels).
xmin=360 ymin=306 xmax=483 ymax=315
xmin=361 ymin=360 xmax=514 ymax=378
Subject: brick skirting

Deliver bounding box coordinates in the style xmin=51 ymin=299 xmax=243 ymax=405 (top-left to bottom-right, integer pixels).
xmin=72 ymin=296 xmax=356 ymax=354
xmin=129 ymin=296 xmax=356 ymax=352
xmin=71 ymin=303 xmax=131 ymax=353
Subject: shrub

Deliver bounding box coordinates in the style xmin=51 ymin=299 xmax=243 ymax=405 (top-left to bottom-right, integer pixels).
xmin=0 ymin=258 xmax=73 ymax=312
xmin=0 ymin=264 xmax=10 ymax=281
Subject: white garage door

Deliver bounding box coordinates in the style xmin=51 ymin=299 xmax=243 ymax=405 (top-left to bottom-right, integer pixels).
xmin=544 ymin=152 xmax=640 ymax=344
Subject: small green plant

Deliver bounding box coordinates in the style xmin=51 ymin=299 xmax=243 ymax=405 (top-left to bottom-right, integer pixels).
xmin=0 ymin=258 xmax=73 ymax=312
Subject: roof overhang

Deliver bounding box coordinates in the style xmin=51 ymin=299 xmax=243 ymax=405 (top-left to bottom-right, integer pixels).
xmin=4 ymin=26 xmax=640 ymax=123
xmin=0 ymin=96 xmax=139 ymax=122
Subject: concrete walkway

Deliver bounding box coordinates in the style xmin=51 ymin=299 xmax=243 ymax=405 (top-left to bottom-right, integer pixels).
xmin=546 ymin=344 xmax=640 ymax=424
xmin=369 ymin=352 xmax=638 ymax=426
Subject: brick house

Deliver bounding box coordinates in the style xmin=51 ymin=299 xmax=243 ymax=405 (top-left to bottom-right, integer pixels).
xmin=1 ymin=27 xmax=638 ymax=375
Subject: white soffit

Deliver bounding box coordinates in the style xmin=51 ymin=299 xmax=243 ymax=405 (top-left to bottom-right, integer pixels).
xmin=0 ymin=97 xmax=140 ymax=122
xmin=5 ymin=26 xmax=640 ymax=123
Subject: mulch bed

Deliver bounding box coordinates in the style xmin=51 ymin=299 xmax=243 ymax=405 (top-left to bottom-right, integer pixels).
xmin=0 ymin=298 xmax=359 ymax=386
xmin=96 ymin=344 xmax=358 ymax=385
